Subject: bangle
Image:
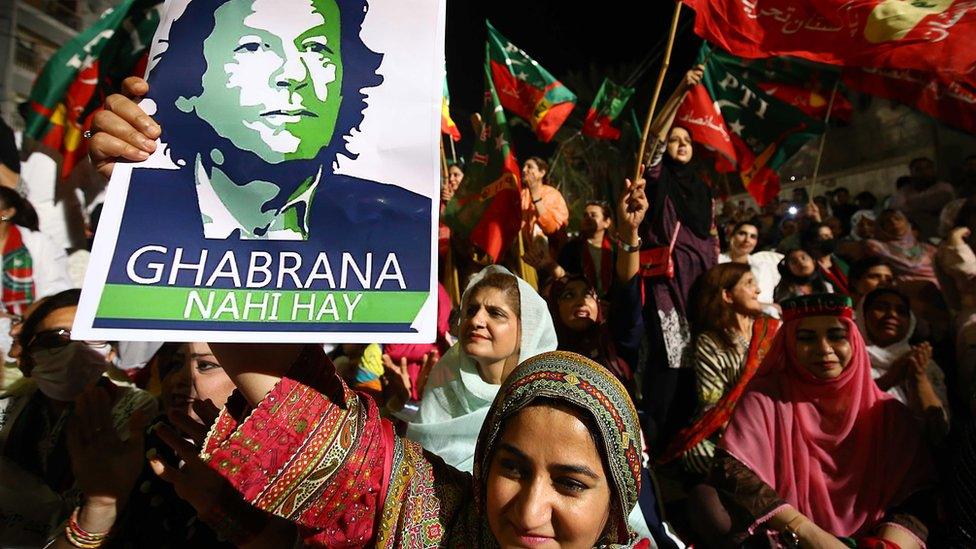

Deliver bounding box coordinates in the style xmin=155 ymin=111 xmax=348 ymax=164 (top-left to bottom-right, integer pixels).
xmin=532 ymin=197 xmax=543 ymax=204
xmin=65 ymin=507 xmax=110 ymax=548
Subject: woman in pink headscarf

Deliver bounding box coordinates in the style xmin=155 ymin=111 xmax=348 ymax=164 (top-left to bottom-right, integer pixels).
xmin=709 ymin=294 xmax=936 ymax=548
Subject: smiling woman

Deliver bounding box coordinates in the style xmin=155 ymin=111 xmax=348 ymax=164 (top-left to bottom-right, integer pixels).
xmin=710 ymin=294 xmax=936 ymax=547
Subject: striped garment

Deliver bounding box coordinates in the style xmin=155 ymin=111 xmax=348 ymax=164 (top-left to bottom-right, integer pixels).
xmin=682 ymin=331 xmax=747 ymax=476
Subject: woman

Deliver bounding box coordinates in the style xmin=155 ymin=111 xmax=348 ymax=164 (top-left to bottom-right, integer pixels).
xmin=865 ymin=209 xmax=948 ymax=334
xmin=711 ymin=294 xmax=935 ymax=547
xmin=404 ymin=265 xmax=557 ymax=472
xmin=0 ymin=289 xmax=156 ymax=546
xmin=546 ymin=274 xmax=638 ymax=390
xmin=773 ymin=248 xmax=833 ymax=302
xmin=665 ymin=263 xmax=778 ymax=475
xmin=800 ymin=222 xmax=849 ymax=295
xmin=520 ymin=156 xmax=569 ymax=239
xmin=545 ymin=185 xmax=649 ymax=394
xmin=0 ymin=187 xmax=71 ymax=317
xmin=857 ymin=288 xmax=949 ymax=432
xmin=865 ymin=210 xmax=939 ymax=287
xmin=148 ymin=349 xmax=654 ymax=547
xmin=440 ymin=163 xmax=464 ymax=258
xmin=49 ymin=342 xmax=235 ymax=548
xmin=638 ymin=65 xmax=718 ymax=444
xmin=659 ymin=264 xmax=779 ymax=548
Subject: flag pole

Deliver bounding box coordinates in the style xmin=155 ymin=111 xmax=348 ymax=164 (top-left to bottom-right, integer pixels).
xmin=809 ymin=80 xmax=840 ymax=190
xmin=449 ymin=136 xmax=458 ymax=164
xmin=633 ymin=0 xmax=683 ymax=183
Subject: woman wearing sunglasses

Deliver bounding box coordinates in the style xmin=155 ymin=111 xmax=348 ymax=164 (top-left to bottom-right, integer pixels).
xmin=0 ymin=289 xmax=156 ymax=546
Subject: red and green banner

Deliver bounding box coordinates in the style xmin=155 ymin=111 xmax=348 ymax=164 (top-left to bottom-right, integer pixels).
xmin=843 ymin=67 xmax=976 ymax=135
xmin=441 ymin=74 xmax=461 ymax=141
xmin=676 ymin=45 xmax=825 ymax=205
xmin=486 ymin=21 xmax=576 ymax=143
xmin=24 ymin=0 xmax=161 ymax=179
xmin=582 ymin=78 xmax=635 ymax=140
xmin=682 ymin=0 xmax=976 ymax=76
xmin=443 ymin=62 xmax=522 ymax=263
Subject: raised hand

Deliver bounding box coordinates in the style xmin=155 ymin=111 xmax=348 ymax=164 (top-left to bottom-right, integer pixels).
xmin=89 ymin=76 xmax=159 ymax=179
xmin=521 ymin=235 xmax=555 ymax=271
xmin=382 ymin=354 xmax=411 ymax=411
xmin=414 ymin=352 xmax=438 ymax=398
xmin=684 ymin=65 xmax=705 ymax=89
xmin=148 ymin=423 xmax=228 ymax=515
xmin=68 ymin=387 xmax=148 ymax=510
xmin=617 ymin=166 xmax=649 ymax=236
xmin=947 ymin=226 xmax=972 ymax=247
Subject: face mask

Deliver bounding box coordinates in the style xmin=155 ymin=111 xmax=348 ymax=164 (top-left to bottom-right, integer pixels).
xmin=29 ymin=342 xmax=108 ymax=401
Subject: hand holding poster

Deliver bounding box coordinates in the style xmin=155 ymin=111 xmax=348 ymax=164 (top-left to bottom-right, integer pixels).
xmin=74 ymin=0 xmax=444 ymax=343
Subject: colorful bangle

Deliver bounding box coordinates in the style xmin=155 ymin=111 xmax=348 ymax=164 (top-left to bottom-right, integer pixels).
xmin=64 ymin=507 xmax=109 ymax=548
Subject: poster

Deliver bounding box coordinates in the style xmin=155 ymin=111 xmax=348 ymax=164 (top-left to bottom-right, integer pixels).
xmin=74 ymin=0 xmax=444 ymax=343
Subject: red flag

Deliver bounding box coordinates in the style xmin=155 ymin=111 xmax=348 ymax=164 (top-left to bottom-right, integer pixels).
xmin=683 ymin=0 xmax=976 ymax=75
xmin=844 ymin=67 xmax=976 ymax=135
xmin=675 ymin=84 xmax=738 ymax=173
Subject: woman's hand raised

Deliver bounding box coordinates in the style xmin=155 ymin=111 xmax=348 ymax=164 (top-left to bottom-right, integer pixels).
xmin=89 ymin=76 xmax=159 ymax=179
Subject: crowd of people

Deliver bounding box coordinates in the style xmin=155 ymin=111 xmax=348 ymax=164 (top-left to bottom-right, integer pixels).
xmin=1 ymin=58 xmax=976 ymax=548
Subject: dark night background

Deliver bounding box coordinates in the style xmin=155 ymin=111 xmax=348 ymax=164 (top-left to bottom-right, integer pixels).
xmin=444 ymin=1 xmax=703 ymax=161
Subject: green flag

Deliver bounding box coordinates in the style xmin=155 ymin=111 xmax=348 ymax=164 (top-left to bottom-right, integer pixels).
xmin=486 ymin=21 xmax=576 ymax=143
xmin=582 ymin=78 xmax=634 ymax=140
xmin=675 ymin=44 xmax=824 ymax=205
xmin=444 ymin=59 xmax=522 ymax=263
xmin=24 ymin=0 xmax=161 ymax=179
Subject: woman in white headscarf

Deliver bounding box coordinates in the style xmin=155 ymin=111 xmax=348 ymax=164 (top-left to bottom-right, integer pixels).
xmin=404 ymin=265 xmax=557 ymax=472
xmin=857 ymin=288 xmax=949 ymax=439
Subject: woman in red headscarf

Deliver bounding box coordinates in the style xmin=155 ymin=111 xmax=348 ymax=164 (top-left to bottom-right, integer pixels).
xmin=709 ymin=294 xmax=936 ymax=548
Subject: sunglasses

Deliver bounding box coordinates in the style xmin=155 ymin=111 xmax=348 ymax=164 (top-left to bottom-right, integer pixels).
xmin=26 ymin=329 xmax=109 ymax=353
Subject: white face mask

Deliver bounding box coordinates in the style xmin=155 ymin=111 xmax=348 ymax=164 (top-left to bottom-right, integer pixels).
xmin=29 ymin=342 xmax=108 ymax=401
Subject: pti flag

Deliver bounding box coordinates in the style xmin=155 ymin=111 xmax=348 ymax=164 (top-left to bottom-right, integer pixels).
xmin=676 ymin=46 xmax=824 ymax=205
xmin=582 ymin=78 xmax=635 ymax=140
xmin=443 ymin=62 xmax=522 ymax=263
xmin=24 ymin=0 xmax=161 ymax=179
xmin=683 ymin=0 xmax=976 ymax=75
xmin=74 ymin=0 xmax=444 ymax=344
xmin=486 ymin=21 xmax=577 ymax=142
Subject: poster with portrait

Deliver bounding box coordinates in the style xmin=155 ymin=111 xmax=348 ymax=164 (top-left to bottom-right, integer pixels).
xmin=74 ymin=0 xmax=444 ymax=343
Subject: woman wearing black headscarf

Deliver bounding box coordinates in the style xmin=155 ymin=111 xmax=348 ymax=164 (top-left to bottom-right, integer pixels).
xmin=637 ymin=65 xmax=719 ymax=446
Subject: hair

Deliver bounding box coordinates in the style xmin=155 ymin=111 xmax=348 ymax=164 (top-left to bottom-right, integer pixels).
xmin=19 ymin=288 xmax=82 ymax=364
xmin=834 ymin=186 xmax=850 ymax=196
xmin=149 ymin=0 xmax=383 ymax=194
xmin=585 ymin=200 xmax=612 ymax=221
xmin=688 ymin=262 xmax=752 ymax=349
xmin=848 ymin=257 xmax=890 ymax=286
xmin=465 ymin=272 xmax=521 ymax=319
xmin=732 ymin=220 xmax=759 ymax=235
xmin=862 ymin=287 xmax=910 ymax=315
xmin=447 ymin=160 xmax=465 ymax=172
xmin=0 ymin=187 xmax=39 ymax=231
xmin=525 ymin=156 xmax=549 ymax=178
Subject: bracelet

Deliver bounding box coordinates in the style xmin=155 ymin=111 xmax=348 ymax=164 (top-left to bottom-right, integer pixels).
xmin=532 ymin=197 xmax=543 ymax=204
xmin=780 ymin=514 xmax=806 ymax=548
xmin=616 ymin=235 xmax=642 ymax=253
xmin=65 ymin=507 xmax=109 ymax=548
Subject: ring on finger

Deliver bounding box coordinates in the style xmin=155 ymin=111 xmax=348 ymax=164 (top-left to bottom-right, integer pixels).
xmin=83 ymin=130 xmax=93 ymax=139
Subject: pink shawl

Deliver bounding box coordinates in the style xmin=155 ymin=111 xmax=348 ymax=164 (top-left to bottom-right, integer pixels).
xmin=719 ymin=315 xmax=933 ymax=537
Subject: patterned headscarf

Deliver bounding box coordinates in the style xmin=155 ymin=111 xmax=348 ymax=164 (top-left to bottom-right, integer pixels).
xmin=472 ymin=351 xmax=642 ymax=546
